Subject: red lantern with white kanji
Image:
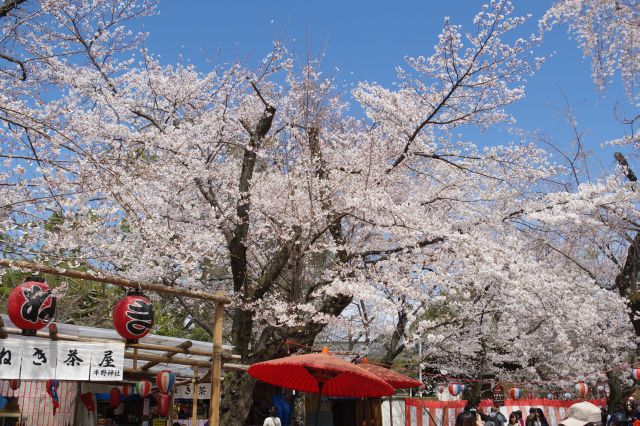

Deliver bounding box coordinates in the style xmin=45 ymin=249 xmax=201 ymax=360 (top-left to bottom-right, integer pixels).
xmin=575 ymin=382 xmax=588 ymax=399
xmin=109 ymin=387 xmax=121 ymax=409
xmin=112 ymin=291 xmax=154 ymax=342
xmin=7 ymin=278 xmax=56 ymax=335
xmin=136 ymin=380 xmax=151 ymax=398
xmin=157 ymin=393 xmax=170 ymax=417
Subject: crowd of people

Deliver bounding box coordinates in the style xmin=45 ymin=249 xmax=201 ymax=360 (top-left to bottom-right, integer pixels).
xmin=456 ymin=399 xmax=640 ymax=426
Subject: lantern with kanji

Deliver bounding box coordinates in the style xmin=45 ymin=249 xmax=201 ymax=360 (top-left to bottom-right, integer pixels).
xmin=156 ymin=370 xmax=175 ymax=394
xmin=122 ymin=385 xmax=136 ymax=399
xmin=112 ymin=290 xmax=154 ymax=342
xmin=493 ymin=384 xmax=505 ymax=407
xmin=136 ymin=380 xmax=152 ymax=398
xmin=631 ymin=368 xmax=640 ymax=381
xmin=157 ymin=393 xmax=170 ymax=417
xmin=110 ymin=387 xmax=122 ymax=409
xmin=8 ymin=278 xmax=56 ymax=336
xmin=508 ymin=387 xmax=522 ymax=400
xmin=448 ymin=383 xmax=462 ymax=396
xmin=575 ymin=382 xmax=588 ymax=399
xmin=46 ymin=379 xmax=60 ymax=415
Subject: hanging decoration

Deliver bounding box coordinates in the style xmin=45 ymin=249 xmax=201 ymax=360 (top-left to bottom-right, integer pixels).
xmin=575 ymin=382 xmax=588 ymax=399
xmin=156 ymin=370 xmax=175 ymax=394
xmin=564 ymin=392 xmax=573 ymax=400
xmin=157 ymin=393 xmax=170 ymax=417
xmin=546 ymin=393 xmax=555 ymax=400
xmin=596 ymin=385 xmax=604 ymax=392
xmin=9 ymin=379 xmax=20 ymax=390
xmin=45 ymin=379 xmax=60 ymax=415
xmin=122 ymin=385 xmax=136 ymax=398
xmin=448 ymin=383 xmax=462 ymax=396
xmin=112 ymin=290 xmax=154 ymax=342
xmin=436 ymin=385 xmax=446 ymax=394
xmin=508 ymin=387 xmax=522 ymax=400
xmin=460 ymin=384 xmax=467 ymax=393
xmin=493 ymin=384 xmax=505 ymax=407
xmin=7 ymin=277 xmax=56 ymax=336
xmin=80 ymin=393 xmax=96 ymax=412
xmin=631 ymin=369 xmax=640 ymax=381
xmin=136 ymin=380 xmax=152 ymax=398
xmin=109 ymin=387 xmax=122 ymax=409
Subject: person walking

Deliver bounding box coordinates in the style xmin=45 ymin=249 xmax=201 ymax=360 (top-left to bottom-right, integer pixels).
xmin=489 ymin=406 xmax=507 ymax=426
xmin=263 ymin=406 xmax=282 ymax=426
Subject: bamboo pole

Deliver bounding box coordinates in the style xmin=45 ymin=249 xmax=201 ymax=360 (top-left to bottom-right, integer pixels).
xmin=124 ymin=351 xmax=212 ymax=368
xmin=126 ymin=342 xmax=239 ymax=360
xmin=209 ymin=301 xmax=224 ymax=426
xmin=0 ymin=258 xmax=230 ymax=303
xmin=138 ymin=341 xmax=192 ymax=371
xmin=192 ymin=377 xmax=198 ymax=426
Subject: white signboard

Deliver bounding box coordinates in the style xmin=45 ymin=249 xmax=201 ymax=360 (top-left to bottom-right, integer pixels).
xmin=20 ymin=340 xmax=58 ymax=380
xmin=175 ymin=383 xmax=211 ymax=399
xmin=56 ymin=341 xmax=92 ymax=380
xmin=89 ymin=344 xmax=125 ymax=381
xmin=0 ymin=341 xmax=23 ymax=379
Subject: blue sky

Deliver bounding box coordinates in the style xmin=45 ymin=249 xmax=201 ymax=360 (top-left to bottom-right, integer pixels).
xmin=139 ymin=0 xmax=634 ymax=179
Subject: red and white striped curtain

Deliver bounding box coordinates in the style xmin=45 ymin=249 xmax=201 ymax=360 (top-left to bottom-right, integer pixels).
xmin=404 ymin=398 xmax=607 ymax=426
xmin=0 ymin=379 xmax=77 ymax=426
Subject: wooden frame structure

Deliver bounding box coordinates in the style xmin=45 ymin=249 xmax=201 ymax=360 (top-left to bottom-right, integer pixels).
xmin=0 ymin=258 xmax=241 ymax=426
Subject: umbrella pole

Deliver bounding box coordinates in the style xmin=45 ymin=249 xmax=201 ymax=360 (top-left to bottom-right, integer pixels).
xmin=315 ymin=382 xmax=324 ymax=426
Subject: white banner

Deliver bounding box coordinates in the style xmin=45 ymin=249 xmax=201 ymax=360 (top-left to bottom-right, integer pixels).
xmin=89 ymin=344 xmax=125 ymax=381
xmin=175 ymin=383 xmax=211 ymax=400
xmin=20 ymin=340 xmax=58 ymax=380
xmin=55 ymin=342 xmax=92 ymax=381
xmin=0 ymin=341 xmax=23 ymax=379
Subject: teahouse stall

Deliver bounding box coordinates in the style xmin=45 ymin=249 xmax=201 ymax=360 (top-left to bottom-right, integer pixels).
xmin=0 ymin=259 xmax=242 ymax=426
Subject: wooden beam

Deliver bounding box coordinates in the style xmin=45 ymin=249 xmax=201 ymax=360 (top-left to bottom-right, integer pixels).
xmin=0 ymin=316 xmax=7 ymax=339
xmin=139 ymin=341 xmax=192 ymax=371
xmin=124 ymin=350 xmax=211 ymax=368
xmin=209 ymin=301 xmax=225 ymax=426
xmin=0 ymin=258 xmax=229 ymax=303
xmin=126 ymin=342 xmax=239 ymax=360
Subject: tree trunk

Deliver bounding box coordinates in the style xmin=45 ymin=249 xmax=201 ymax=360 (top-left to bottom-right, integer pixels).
xmin=220 ymin=370 xmax=256 ymax=426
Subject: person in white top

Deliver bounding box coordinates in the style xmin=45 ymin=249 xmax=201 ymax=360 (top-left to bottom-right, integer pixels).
xmin=263 ymin=406 xmax=282 ymax=426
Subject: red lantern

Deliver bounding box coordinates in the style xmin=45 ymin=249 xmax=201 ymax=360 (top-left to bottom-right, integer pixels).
xmin=436 ymin=385 xmax=446 ymax=394
xmin=9 ymin=379 xmax=20 ymax=390
xmin=80 ymin=392 xmax=96 ymax=412
xmin=156 ymin=370 xmax=175 ymax=394
xmin=157 ymin=393 xmax=170 ymax=417
xmin=112 ymin=292 xmax=154 ymax=342
xmin=7 ymin=278 xmax=56 ymax=335
xmin=448 ymin=383 xmax=461 ymax=396
xmin=136 ymin=380 xmax=152 ymax=398
xmin=109 ymin=387 xmax=121 ymax=409
xmin=575 ymin=382 xmax=589 ymax=399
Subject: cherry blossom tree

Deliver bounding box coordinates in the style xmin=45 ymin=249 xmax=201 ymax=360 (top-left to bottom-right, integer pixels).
xmin=1 ymin=0 xmax=638 ymax=422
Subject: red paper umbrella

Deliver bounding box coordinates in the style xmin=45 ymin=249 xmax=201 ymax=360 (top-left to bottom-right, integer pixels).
xmin=356 ymin=358 xmax=422 ymax=389
xmin=249 ymin=347 xmax=393 ymax=426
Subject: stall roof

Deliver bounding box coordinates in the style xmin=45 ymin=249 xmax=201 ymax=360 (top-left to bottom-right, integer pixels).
xmin=1 ymin=314 xmax=237 ymax=380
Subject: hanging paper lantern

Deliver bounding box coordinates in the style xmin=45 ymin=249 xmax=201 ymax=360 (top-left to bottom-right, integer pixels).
xmin=436 ymin=385 xmax=446 ymax=394
xmin=508 ymin=387 xmax=522 ymax=400
xmin=631 ymin=369 xmax=640 ymax=380
xmin=597 ymin=385 xmax=604 ymax=392
xmin=546 ymin=393 xmax=555 ymax=400
xmin=80 ymin=393 xmax=96 ymax=412
xmin=112 ymin=292 xmax=154 ymax=342
xmin=136 ymin=380 xmax=152 ymax=398
xmin=46 ymin=379 xmax=60 ymax=415
xmin=460 ymin=384 xmax=467 ymax=393
xmin=564 ymin=392 xmax=573 ymax=400
xmin=575 ymin=382 xmax=588 ymax=399
xmin=448 ymin=383 xmax=462 ymax=396
xmin=156 ymin=370 xmax=175 ymax=394
xmin=9 ymin=379 xmax=20 ymax=390
xmin=122 ymin=385 xmax=136 ymax=398
xmin=157 ymin=393 xmax=170 ymax=417
xmin=7 ymin=278 xmax=56 ymax=335
xmin=109 ymin=387 xmax=121 ymax=409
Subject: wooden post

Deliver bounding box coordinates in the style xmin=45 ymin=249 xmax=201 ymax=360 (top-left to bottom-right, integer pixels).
xmin=168 ymin=386 xmax=175 ymax=425
xmin=192 ymin=377 xmax=198 ymax=426
xmin=133 ymin=347 xmax=138 ymax=370
xmin=209 ymin=301 xmax=224 ymax=426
